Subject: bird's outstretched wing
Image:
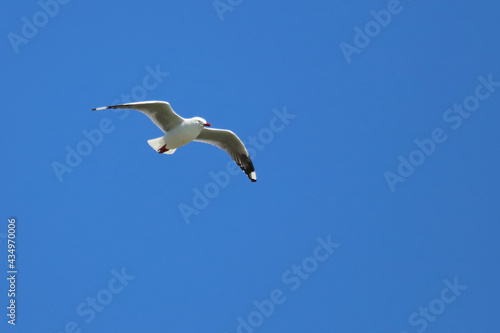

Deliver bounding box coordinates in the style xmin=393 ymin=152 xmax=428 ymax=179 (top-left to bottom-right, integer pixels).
xmin=92 ymin=101 xmax=183 ymax=132
xmin=195 ymin=128 xmax=257 ymax=182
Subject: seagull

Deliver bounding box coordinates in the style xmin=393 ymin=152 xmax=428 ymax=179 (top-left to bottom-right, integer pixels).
xmin=92 ymin=101 xmax=257 ymax=182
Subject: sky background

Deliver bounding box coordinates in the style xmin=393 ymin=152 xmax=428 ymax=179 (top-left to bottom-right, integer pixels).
xmin=2 ymin=0 xmax=500 ymax=332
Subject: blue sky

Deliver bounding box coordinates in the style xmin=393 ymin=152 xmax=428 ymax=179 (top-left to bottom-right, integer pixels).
xmin=2 ymin=0 xmax=500 ymax=332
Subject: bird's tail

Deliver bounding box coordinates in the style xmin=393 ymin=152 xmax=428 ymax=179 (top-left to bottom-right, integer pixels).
xmin=147 ymin=137 xmax=177 ymax=155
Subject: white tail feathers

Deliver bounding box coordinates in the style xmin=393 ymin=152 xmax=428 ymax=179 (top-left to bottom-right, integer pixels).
xmin=147 ymin=137 xmax=177 ymax=155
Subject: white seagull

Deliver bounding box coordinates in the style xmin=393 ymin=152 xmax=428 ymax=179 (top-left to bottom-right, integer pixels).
xmin=92 ymin=101 xmax=257 ymax=182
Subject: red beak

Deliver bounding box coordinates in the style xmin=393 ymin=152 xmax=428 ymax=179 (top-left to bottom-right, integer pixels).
xmin=204 ymin=123 xmax=211 ymax=127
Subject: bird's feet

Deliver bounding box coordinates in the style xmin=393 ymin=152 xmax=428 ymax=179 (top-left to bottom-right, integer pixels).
xmin=157 ymin=144 xmax=169 ymax=154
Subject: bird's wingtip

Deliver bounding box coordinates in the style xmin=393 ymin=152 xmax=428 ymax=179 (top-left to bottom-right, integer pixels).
xmin=249 ymin=171 xmax=257 ymax=182
xmin=91 ymin=106 xmax=108 ymax=111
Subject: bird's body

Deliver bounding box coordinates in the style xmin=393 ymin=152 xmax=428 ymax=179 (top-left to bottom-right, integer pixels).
xmin=161 ymin=118 xmax=206 ymax=149
xmin=92 ymin=101 xmax=257 ymax=182
xmin=147 ymin=117 xmax=208 ymax=154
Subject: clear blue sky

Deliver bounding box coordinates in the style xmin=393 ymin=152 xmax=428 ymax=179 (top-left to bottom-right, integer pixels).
xmin=2 ymin=0 xmax=500 ymax=332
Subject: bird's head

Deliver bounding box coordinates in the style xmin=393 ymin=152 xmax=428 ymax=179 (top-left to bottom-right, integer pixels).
xmin=193 ymin=117 xmax=211 ymax=127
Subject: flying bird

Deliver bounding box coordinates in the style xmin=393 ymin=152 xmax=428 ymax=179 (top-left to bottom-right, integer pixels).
xmin=91 ymin=101 xmax=257 ymax=182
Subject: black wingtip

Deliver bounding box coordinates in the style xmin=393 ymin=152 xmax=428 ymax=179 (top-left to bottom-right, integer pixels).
xmin=238 ymin=154 xmax=257 ymax=183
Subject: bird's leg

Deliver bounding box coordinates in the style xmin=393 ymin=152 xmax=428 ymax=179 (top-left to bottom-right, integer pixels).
xmin=157 ymin=144 xmax=169 ymax=154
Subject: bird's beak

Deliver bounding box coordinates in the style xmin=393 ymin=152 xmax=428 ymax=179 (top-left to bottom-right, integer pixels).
xmin=204 ymin=123 xmax=211 ymax=127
